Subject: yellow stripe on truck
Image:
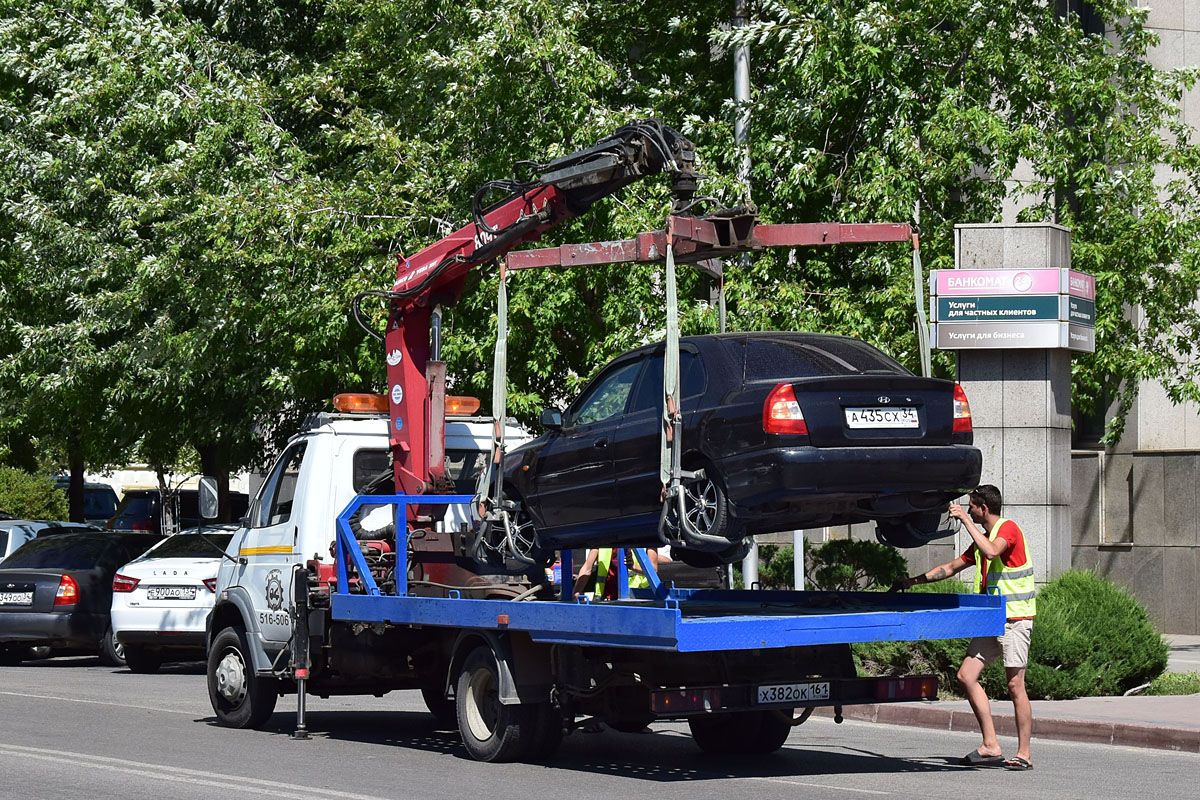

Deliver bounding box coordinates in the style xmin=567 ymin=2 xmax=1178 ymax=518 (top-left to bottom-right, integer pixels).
xmin=238 ymin=546 xmax=294 ymax=556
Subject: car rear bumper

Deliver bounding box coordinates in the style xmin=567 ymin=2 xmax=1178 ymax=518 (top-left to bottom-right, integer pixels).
xmin=114 ymin=629 xmax=207 ymax=650
xmin=718 ymin=444 xmax=982 ymax=516
xmin=0 ymin=610 xmax=107 ymax=649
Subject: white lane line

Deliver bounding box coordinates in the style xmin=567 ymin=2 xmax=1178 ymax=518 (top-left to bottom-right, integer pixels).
xmin=0 ymin=744 xmax=389 ymax=800
xmin=0 ymin=689 xmax=199 ymax=715
xmin=750 ymin=775 xmax=889 ymax=795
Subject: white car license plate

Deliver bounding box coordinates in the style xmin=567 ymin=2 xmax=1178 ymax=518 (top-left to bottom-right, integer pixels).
xmin=146 ymin=586 xmax=197 ymax=601
xmin=844 ymin=406 xmax=919 ymax=429
xmin=757 ymin=681 xmax=830 ymax=704
xmin=0 ymin=591 xmax=34 ymax=606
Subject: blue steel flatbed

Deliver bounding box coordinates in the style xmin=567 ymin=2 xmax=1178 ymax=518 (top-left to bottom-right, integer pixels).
xmin=332 ymin=494 xmax=1004 ymax=653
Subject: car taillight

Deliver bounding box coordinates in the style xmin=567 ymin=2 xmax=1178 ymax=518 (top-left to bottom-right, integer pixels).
xmin=131 ymin=520 xmax=152 ymax=531
xmin=203 ymin=578 xmax=218 ymax=593
xmin=113 ymin=573 xmax=140 ymax=593
xmin=952 ymin=384 xmax=972 ymax=434
xmin=54 ymin=575 xmax=80 ymax=606
xmin=763 ymin=382 xmax=808 ymax=434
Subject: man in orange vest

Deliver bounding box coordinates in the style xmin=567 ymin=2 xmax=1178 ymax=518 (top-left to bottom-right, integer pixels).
xmin=890 ymin=485 xmax=1037 ymax=771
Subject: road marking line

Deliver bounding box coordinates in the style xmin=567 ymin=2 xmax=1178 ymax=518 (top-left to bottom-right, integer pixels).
xmin=0 ymin=744 xmax=388 ymax=800
xmin=750 ymin=775 xmax=889 ymax=795
xmin=0 ymin=690 xmax=198 ymax=714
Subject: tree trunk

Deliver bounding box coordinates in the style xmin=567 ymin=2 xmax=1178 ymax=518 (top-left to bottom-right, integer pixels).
xmin=197 ymin=442 xmax=232 ymax=523
xmin=67 ymin=432 xmax=85 ymax=523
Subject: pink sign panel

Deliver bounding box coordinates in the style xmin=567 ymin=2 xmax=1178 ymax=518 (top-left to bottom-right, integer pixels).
xmin=936 ymin=269 xmax=1061 ymax=296
xmin=1066 ymin=270 xmax=1095 ymax=300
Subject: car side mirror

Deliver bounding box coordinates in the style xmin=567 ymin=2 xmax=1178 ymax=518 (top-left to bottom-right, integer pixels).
xmin=198 ymin=476 xmax=220 ymax=520
xmin=539 ymin=407 xmax=563 ymax=430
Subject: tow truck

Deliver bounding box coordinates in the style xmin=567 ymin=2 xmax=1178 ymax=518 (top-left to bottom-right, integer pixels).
xmin=207 ymin=120 xmax=1002 ymax=761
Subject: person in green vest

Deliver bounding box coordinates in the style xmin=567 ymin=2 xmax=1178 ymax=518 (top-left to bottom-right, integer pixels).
xmin=889 ymin=484 xmax=1037 ymax=771
xmin=572 ymin=547 xmax=662 ymax=600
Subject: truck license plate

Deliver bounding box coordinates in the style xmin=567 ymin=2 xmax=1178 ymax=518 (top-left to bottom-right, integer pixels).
xmin=0 ymin=591 xmax=34 ymax=606
xmin=844 ymin=406 xmax=919 ymax=429
xmin=146 ymin=586 xmax=196 ymax=601
xmin=757 ymin=681 xmax=830 ymax=704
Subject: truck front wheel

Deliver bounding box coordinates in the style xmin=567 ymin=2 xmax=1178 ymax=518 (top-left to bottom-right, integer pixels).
xmin=688 ymin=709 xmax=793 ymax=754
xmin=455 ymin=646 xmax=534 ymax=762
xmin=208 ymin=626 xmax=279 ymax=729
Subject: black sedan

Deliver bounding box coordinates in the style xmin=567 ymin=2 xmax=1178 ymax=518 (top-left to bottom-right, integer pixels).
xmin=0 ymin=532 xmax=160 ymax=665
xmin=503 ymin=332 xmax=981 ymax=564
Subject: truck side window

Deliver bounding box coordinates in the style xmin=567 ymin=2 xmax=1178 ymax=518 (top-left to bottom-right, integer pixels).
xmin=251 ymin=442 xmax=307 ymax=528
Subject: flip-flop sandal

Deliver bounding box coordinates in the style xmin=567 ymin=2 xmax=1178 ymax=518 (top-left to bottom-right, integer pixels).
xmin=1003 ymin=757 xmax=1034 ymax=770
xmin=962 ymin=750 xmax=1004 ymax=766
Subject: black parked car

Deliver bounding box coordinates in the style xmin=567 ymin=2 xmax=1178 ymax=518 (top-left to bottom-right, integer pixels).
xmin=504 ymin=332 xmax=981 ymax=564
xmin=0 ymin=531 xmax=161 ymax=665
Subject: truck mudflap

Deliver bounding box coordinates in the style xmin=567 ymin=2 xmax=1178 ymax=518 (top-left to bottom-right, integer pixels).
xmin=650 ymin=674 xmax=937 ymax=718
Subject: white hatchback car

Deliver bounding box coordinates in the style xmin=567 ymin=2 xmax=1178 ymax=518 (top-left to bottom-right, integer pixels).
xmin=110 ymin=527 xmax=236 ymax=672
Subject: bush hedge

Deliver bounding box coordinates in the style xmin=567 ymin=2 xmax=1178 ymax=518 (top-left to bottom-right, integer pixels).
xmin=855 ymin=569 xmax=1169 ymax=700
xmin=0 ymin=467 xmax=67 ymax=520
xmin=750 ymin=538 xmax=908 ymax=591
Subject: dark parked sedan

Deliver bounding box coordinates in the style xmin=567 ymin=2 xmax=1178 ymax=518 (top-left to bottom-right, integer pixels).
xmin=0 ymin=532 xmax=160 ymax=665
xmin=504 ymin=332 xmax=981 ymax=563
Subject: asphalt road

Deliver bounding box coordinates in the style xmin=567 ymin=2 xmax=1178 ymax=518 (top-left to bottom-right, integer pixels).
xmin=1 ymin=656 xmax=1196 ymax=800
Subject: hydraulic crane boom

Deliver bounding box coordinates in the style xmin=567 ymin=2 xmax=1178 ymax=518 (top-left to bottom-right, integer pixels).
xmin=372 ymin=121 xmax=699 ymax=498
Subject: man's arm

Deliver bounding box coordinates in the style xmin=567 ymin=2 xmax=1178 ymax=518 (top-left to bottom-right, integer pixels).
xmin=889 ymin=557 xmax=971 ymax=592
xmin=950 ymin=503 xmax=1009 ymax=560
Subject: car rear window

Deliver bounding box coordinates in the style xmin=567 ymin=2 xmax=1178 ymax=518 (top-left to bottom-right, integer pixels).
xmin=0 ymin=531 xmax=7 ymax=554
xmin=1 ymin=534 xmax=112 ymax=570
xmin=743 ymin=336 xmax=909 ymax=380
xmin=83 ymin=488 xmax=119 ymax=519
xmin=114 ymin=494 xmax=156 ymax=519
xmin=145 ymin=533 xmax=234 ymax=559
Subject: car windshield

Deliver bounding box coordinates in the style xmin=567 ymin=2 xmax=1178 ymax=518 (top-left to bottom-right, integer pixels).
xmin=743 ymin=336 xmax=909 ymax=379
xmin=143 ymin=533 xmax=233 ymax=559
xmin=1 ymin=534 xmax=114 ymax=570
xmin=445 ymin=449 xmax=489 ymax=494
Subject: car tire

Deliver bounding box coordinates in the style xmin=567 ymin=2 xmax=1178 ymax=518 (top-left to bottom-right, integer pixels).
xmin=673 ymin=538 xmax=750 ymax=569
xmin=679 ymin=471 xmax=731 ymax=540
xmin=208 ymin=626 xmax=280 ymax=729
xmin=98 ymin=625 xmax=125 ymax=667
xmin=688 ymin=709 xmax=793 ymax=754
xmin=455 ymin=646 xmax=535 ymax=762
xmin=123 ymin=645 xmax=163 ymax=674
xmin=0 ymin=646 xmax=25 ymax=666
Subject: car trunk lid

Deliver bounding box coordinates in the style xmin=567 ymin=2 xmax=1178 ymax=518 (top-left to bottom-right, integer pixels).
xmin=778 ymin=375 xmax=959 ymax=447
xmin=0 ymin=568 xmax=103 ymax=613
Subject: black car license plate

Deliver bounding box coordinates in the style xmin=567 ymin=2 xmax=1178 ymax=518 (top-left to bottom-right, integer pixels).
xmin=146 ymin=586 xmax=197 ymax=601
xmin=844 ymin=406 xmax=919 ymax=429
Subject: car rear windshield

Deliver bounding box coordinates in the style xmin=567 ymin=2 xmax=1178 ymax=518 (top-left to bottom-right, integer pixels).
xmin=743 ymin=336 xmax=909 ymax=380
xmin=83 ymin=488 xmax=119 ymax=519
xmin=113 ymin=494 xmax=156 ymax=519
xmin=1 ymin=534 xmax=119 ymax=570
xmin=145 ymin=533 xmax=234 ymax=559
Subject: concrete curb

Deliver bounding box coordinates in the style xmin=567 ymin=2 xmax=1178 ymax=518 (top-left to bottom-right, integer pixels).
xmin=814 ymin=704 xmax=1200 ymax=754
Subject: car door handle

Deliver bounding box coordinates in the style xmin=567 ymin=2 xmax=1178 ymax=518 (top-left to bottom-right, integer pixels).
xmin=593 ymin=438 xmax=608 ymax=448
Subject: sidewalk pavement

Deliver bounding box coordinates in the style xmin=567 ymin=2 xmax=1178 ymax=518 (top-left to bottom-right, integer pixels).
xmin=818 ymin=634 xmax=1200 ymax=754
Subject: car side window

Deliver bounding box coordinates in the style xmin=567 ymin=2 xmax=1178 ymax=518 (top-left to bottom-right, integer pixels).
xmin=571 ymin=360 xmax=642 ymax=426
xmin=251 ymin=442 xmax=307 ymax=528
xmin=629 ymin=351 xmax=705 ymax=414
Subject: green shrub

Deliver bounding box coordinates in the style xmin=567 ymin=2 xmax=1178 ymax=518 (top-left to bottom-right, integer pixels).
xmin=748 ymin=538 xmax=909 ymax=591
xmin=1147 ymin=672 xmax=1200 ymax=696
xmin=0 ymin=467 xmax=67 ymax=520
xmin=855 ymin=570 xmax=1169 ymax=700
xmin=991 ymin=569 xmax=1168 ymax=700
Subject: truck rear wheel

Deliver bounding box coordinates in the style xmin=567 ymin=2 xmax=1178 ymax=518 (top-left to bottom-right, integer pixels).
xmin=688 ymin=709 xmax=793 ymax=754
xmin=208 ymin=626 xmax=279 ymax=729
xmin=455 ymin=646 xmax=534 ymax=762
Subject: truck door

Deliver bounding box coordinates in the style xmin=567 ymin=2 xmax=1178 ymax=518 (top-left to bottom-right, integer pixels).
xmin=240 ymin=441 xmax=307 ymax=644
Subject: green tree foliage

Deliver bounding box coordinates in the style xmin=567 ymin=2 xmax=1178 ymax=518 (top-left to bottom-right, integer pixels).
xmin=3 ymin=0 xmax=1199 ymax=481
xmin=0 ymin=467 xmax=67 ymax=519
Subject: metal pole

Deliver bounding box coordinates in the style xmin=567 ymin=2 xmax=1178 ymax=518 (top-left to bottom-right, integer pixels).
xmin=734 ymin=0 xmax=758 ymax=590
xmin=793 ymin=530 xmax=804 ymax=591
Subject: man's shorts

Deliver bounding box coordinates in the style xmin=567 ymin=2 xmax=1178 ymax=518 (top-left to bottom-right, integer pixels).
xmin=966 ymin=619 xmax=1033 ymax=668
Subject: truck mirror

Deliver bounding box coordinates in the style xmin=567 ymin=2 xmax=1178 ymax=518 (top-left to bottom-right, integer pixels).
xmin=539 ymin=408 xmax=563 ymax=430
xmin=199 ymin=476 xmax=220 ymax=520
